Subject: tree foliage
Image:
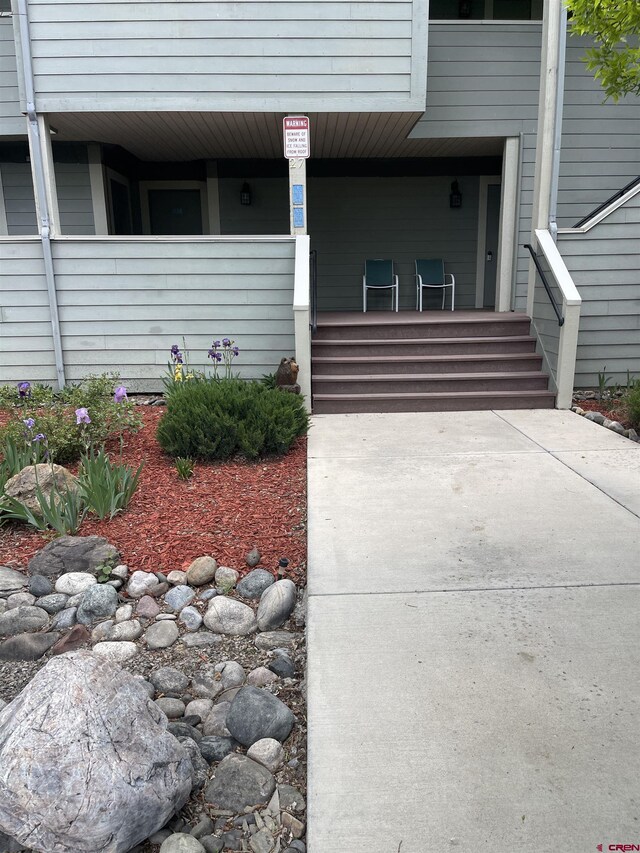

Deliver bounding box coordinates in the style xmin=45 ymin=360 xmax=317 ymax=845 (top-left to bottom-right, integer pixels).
xmin=566 ymin=0 xmax=640 ymax=101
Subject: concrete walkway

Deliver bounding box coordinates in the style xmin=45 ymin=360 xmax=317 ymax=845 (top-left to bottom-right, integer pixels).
xmin=307 ymin=410 xmax=640 ymax=853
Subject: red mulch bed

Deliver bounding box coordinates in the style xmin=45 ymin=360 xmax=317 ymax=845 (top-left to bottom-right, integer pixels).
xmin=0 ymin=407 xmax=307 ymax=580
xmin=575 ymin=398 xmax=632 ymax=429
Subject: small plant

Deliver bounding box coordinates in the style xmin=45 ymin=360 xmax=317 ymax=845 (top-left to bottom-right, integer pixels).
xmin=78 ymin=446 xmax=143 ymax=520
xmin=157 ymin=377 xmax=308 ymax=461
xmin=208 ymin=338 xmax=240 ymax=380
xmin=0 ymin=483 xmax=87 ymax=535
xmin=628 ymin=384 xmax=640 ymax=429
xmin=174 ymin=457 xmax=195 ymax=480
xmin=95 ymin=558 xmax=117 ymax=584
xmin=260 ymin=372 xmax=277 ymax=390
xmin=597 ymin=366 xmax=613 ymax=401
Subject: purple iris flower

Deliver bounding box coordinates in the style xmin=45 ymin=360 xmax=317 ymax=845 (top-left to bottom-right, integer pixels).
xmin=175 ymin=352 xmax=184 ymax=364
xmin=214 ymin=352 xmax=222 ymax=362
xmin=170 ymin=344 xmax=180 ymax=355
xmin=207 ymin=348 xmax=216 ymax=359
xmin=17 ymin=382 xmax=31 ymax=398
xmin=212 ymin=340 xmax=221 ymax=348
xmin=33 ymin=433 xmax=46 ymax=443
xmin=222 ymin=338 xmax=231 ymax=347
xmin=75 ymin=407 xmax=91 ymax=425
xmin=232 ymin=346 xmax=239 ymax=356
xmin=23 ymin=418 xmax=35 ymax=430
xmin=114 ymin=385 xmax=128 ymax=403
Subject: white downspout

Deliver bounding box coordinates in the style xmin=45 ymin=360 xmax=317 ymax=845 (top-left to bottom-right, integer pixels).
xmin=15 ymin=0 xmax=66 ymax=389
xmin=548 ymin=4 xmax=567 ymax=242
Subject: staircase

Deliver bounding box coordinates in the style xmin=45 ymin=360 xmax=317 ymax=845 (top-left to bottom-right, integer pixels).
xmin=311 ymin=311 xmax=555 ymax=414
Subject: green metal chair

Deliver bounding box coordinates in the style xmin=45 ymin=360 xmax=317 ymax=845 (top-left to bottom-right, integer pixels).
xmin=363 ymin=259 xmax=399 ymax=312
xmin=415 ymin=259 xmax=455 ymax=311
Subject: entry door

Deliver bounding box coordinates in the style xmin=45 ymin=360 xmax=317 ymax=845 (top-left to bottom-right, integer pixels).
xmin=483 ymin=183 xmax=501 ymax=309
xmin=141 ymin=182 xmax=208 ymax=235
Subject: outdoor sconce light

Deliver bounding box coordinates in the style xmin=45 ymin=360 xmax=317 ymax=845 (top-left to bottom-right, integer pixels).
xmin=240 ymin=182 xmax=252 ymax=206
xmin=458 ymin=0 xmax=472 ymax=18
xmin=449 ymin=180 xmax=462 ymax=209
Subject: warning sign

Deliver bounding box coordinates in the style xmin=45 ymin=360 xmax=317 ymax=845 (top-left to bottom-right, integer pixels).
xmin=283 ymin=116 xmax=310 ymax=159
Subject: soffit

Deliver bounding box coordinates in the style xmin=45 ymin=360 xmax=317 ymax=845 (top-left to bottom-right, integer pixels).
xmin=48 ymin=111 xmax=504 ymax=161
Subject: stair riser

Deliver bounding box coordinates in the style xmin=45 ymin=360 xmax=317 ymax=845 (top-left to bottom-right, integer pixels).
xmin=313 ymin=376 xmax=550 ymax=394
xmin=314 ymin=320 xmax=532 ymax=341
xmin=312 ymin=357 xmax=544 ymax=375
xmin=312 ymin=339 xmax=537 ymax=357
xmin=313 ymin=395 xmax=556 ymax=414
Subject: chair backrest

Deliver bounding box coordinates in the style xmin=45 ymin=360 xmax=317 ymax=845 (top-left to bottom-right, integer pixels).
xmin=365 ymin=259 xmax=394 ymax=287
xmin=415 ymin=258 xmax=445 ymax=285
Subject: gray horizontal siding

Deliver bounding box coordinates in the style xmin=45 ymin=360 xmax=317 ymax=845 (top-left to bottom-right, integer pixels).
xmin=558 ymin=193 xmax=640 ymax=388
xmin=0 ymin=237 xmax=296 ymax=390
xmin=309 ymin=175 xmax=479 ymax=311
xmin=25 ymin=0 xmax=427 ymax=112
xmin=0 ymin=16 xmax=25 ymax=136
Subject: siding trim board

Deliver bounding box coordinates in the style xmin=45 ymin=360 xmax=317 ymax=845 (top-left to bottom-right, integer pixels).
xmin=558 ymin=178 xmax=640 ymax=234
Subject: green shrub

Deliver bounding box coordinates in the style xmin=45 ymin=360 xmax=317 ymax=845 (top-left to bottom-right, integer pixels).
xmin=628 ymin=385 xmax=640 ymax=429
xmin=156 ymin=378 xmax=309 ymax=461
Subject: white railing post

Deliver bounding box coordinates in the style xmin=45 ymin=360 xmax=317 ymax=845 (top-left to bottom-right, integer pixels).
xmin=293 ymin=234 xmax=312 ymax=412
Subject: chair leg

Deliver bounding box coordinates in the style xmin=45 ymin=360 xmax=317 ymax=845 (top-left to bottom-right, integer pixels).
xmin=395 ymin=285 xmax=398 ymax=312
xmin=363 ymin=284 xmax=367 ymax=313
xmin=451 ymin=285 xmax=455 ymax=311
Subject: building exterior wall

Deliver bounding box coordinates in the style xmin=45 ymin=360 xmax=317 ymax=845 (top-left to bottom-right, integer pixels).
xmin=0 ymin=14 xmax=24 ymax=136
xmin=558 ymin=194 xmax=640 ymax=388
xmin=23 ymin=0 xmax=428 ymax=112
xmin=0 ymin=237 xmax=296 ymax=389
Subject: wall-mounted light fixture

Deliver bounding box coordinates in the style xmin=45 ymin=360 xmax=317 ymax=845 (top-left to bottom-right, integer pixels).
xmin=240 ymin=182 xmax=252 ymax=206
xmin=449 ymin=180 xmax=462 ymax=209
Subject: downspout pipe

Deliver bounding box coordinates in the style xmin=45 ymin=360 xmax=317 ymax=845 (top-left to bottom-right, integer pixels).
xmin=548 ymin=3 xmax=568 ymax=242
xmin=15 ymin=0 xmax=66 ymax=389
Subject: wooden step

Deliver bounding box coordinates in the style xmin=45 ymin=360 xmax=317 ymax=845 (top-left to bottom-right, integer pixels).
xmin=314 ymin=312 xmax=532 ymax=341
xmin=312 ymin=390 xmax=557 ymax=414
xmin=312 ymin=335 xmax=537 ymax=357
xmin=312 ymin=353 xmax=544 ymax=375
xmin=312 ymin=372 xmax=550 ymax=395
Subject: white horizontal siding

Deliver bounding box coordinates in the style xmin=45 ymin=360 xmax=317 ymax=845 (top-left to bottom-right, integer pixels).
xmin=558 ymin=194 xmax=640 ymax=388
xmin=0 ymin=237 xmax=296 ymax=391
xmin=24 ymin=0 xmax=427 ymax=112
xmin=0 ymin=16 xmax=25 ymax=135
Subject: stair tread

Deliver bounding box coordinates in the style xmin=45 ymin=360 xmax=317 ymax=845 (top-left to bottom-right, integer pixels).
xmin=313 ymin=389 xmax=556 ymax=400
xmin=314 ymin=371 xmax=547 ymax=382
xmin=316 ymin=312 xmax=530 ymax=327
xmin=312 ymin=335 xmax=536 ymax=346
xmin=313 ymin=353 xmax=541 ymax=364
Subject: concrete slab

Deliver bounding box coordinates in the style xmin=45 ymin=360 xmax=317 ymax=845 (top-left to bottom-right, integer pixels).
xmin=496 ymin=408 xmax=637 ymax=451
xmin=309 ymin=411 xmax=540 ymax=459
xmin=308 ymin=586 xmax=640 ymax=853
xmin=308 ymin=450 xmax=640 ymax=595
xmin=553 ymin=448 xmax=640 ymax=517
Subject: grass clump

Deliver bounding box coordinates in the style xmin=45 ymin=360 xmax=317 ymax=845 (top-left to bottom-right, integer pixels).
xmin=156 ymin=377 xmax=308 ymax=461
xmin=628 ymin=384 xmax=640 ymax=429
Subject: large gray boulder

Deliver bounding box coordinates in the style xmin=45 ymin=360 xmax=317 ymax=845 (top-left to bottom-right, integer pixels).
xmin=0 ymin=650 xmax=194 ymax=853
xmin=28 ymin=536 xmax=120 ymax=578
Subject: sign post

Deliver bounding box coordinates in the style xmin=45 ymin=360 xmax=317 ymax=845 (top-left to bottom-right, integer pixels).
xmin=283 ymin=116 xmax=309 ymax=236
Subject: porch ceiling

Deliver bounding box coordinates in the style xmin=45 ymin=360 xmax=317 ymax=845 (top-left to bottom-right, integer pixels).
xmin=48 ymin=111 xmax=504 ymax=161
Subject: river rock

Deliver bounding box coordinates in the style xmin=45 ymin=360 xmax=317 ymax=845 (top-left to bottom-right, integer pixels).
xmin=226 ymin=687 xmax=295 ymax=747
xmin=164 ymin=585 xmax=195 ymax=612
xmin=167 ymin=570 xmax=187 ymax=585
xmin=92 ymin=641 xmax=138 ymax=662
xmin=215 ymin=660 xmax=245 ymax=690
xmin=0 ymin=567 xmax=26 ymax=594
xmin=0 ymin=632 xmax=59 ymax=661
xmin=186 ymin=557 xmax=217 ymax=587
xmin=214 ymin=566 xmax=239 ymax=588
xmin=28 ymin=574 xmax=53 ymax=597
xmin=55 ymin=572 xmax=97 ymax=596
xmin=202 ymin=702 xmax=232 ymax=737
xmin=146 ymin=621 xmax=179 ymax=649
xmin=156 ymin=698 xmax=186 ymax=719
xmin=150 ymin=667 xmax=189 ymax=695
xmin=236 ymin=569 xmax=275 ymax=600
xmin=256 ymin=580 xmax=297 ymax=631
xmin=51 ymin=624 xmax=91 ymax=656
xmin=204 ymin=754 xmax=275 ymax=812
xmin=76 ymin=584 xmax=118 ymax=625
xmin=160 ymin=833 xmax=206 ymax=853
xmin=27 ymin=535 xmax=119 ymax=578
xmin=247 ymin=666 xmax=279 ymax=688
xmin=181 ymin=631 xmax=222 ymax=648
xmin=4 ymin=463 xmax=78 ymax=515
xmin=6 ymin=592 xmax=36 ymax=609
xmin=126 ymin=570 xmax=160 ymax=599
xmin=37 ymin=593 xmax=69 ymax=614
xmin=51 ymin=607 xmax=78 ymax=630
xmin=115 ymin=604 xmax=133 ymax=623
xmin=0 ymin=605 xmax=49 ymax=637
xmin=136 ymin=595 xmax=161 ymax=619
xmin=179 ymin=606 xmax=203 ymax=631
xmin=254 ymin=631 xmax=302 ymax=651
xmin=203 ymin=597 xmax=257 ymax=636
xmin=247 ymin=738 xmax=285 ymax=773
xmin=0 ymin=651 xmax=193 ymax=852
xmin=246 ymin=547 xmax=261 ymax=568
xmin=198 ymin=735 xmax=238 ymax=764
xmin=108 ymin=619 xmax=144 ymax=642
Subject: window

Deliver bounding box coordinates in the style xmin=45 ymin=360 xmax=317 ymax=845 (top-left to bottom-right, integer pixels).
xmin=429 ymin=0 xmax=542 ymax=20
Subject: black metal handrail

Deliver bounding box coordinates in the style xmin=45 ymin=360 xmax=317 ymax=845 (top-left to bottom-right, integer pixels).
xmin=524 ymin=243 xmax=564 ymax=327
xmin=309 ymin=248 xmax=318 ymax=334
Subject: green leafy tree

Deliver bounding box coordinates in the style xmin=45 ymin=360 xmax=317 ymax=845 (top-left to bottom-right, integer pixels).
xmin=566 ymin=0 xmax=640 ymax=101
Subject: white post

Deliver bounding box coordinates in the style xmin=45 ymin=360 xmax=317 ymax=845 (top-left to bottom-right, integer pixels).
xmin=33 ymin=115 xmax=60 ymax=236
xmin=288 ymin=158 xmax=307 ymax=237
xmin=495 ymin=136 xmax=520 ymax=312
xmin=88 ymin=143 xmax=108 ymax=234
xmin=206 ymin=160 xmax=221 ymax=235
xmin=293 ymin=235 xmax=312 ymax=412
xmin=528 ymin=0 xmax=563 ymax=318
xmin=556 ymin=302 xmax=580 ymax=408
